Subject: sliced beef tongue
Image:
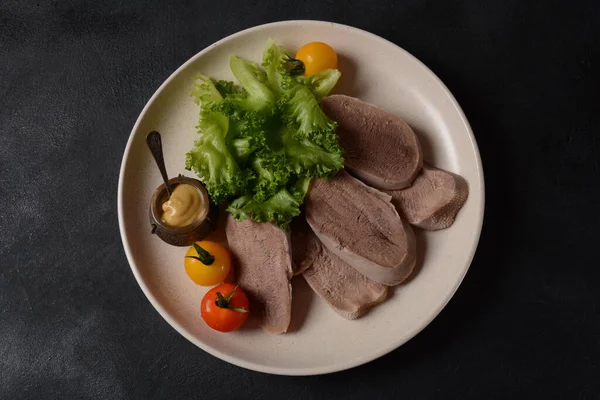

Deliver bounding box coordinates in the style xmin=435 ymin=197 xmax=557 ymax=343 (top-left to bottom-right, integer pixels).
xmin=385 ymin=163 xmax=469 ymax=230
xmin=225 ymin=215 xmax=293 ymax=334
xmin=321 ymin=94 xmax=423 ymax=190
xmin=291 ymin=216 xmax=388 ymax=319
xmin=305 ymin=169 xmax=417 ymax=286
xmin=290 ymin=215 xmax=313 ymax=276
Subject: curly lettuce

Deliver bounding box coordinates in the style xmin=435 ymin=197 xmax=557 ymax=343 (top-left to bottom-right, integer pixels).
xmin=295 ymin=68 xmax=341 ymax=101
xmin=212 ymin=56 xmax=275 ymax=121
xmin=186 ymin=41 xmax=344 ymax=228
xmin=185 ymin=74 xmax=251 ymax=203
xmin=227 ymin=176 xmax=311 ymax=228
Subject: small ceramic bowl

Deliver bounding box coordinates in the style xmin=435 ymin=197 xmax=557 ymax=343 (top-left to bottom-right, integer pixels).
xmin=149 ymin=175 xmax=218 ymax=246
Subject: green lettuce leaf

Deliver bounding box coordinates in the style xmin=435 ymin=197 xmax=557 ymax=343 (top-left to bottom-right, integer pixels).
xmin=212 ymin=56 xmax=275 ymax=120
xmin=277 ymin=85 xmax=339 ymax=152
xmin=271 ymin=124 xmax=343 ymax=178
xmin=262 ymin=39 xmax=301 ymax=94
xmin=294 ymin=69 xmax=341 ymax=101
xmin=226 ymin=190 xmax=299 ymax=229
xmin=185 ymin=74 xmax=251 ymax=203
xmin=227 ymin=176 xmax=312 ymax=229
xmin=229 ymin=56 xmax=275 ymax=112
xmin=226 ymin=117 xmax=267 ymax=166
xmin=214 ymin=80 xmax=237 ymax=97
xmin=250 ymin=150 xmax=291 ymax=203
xmin=191 ymin=74 xmax=224 ymax=108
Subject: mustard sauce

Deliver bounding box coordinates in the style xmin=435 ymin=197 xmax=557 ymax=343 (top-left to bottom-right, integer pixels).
xmin=161 ymin=184 xmax=203 ymax=227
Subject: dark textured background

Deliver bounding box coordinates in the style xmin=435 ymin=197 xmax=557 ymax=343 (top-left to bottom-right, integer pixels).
xmin=1 ymin=0 xmax=599 ymax=399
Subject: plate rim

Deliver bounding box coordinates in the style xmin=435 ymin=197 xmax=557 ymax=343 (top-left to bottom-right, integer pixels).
xmin=117 ymin=19 xmax=485 ymax=376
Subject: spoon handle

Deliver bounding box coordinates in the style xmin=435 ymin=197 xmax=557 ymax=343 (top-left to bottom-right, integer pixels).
xmin=146 ymin=131 xmax=172 ymax=197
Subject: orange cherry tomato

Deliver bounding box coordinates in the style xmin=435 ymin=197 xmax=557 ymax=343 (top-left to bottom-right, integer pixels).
xmin=184 ymin=241 xmax=231 ymax=286
xmin=201 ymin=284 xmax=250 ymax=332
xmin=295 ymin=42 xmax=338 ymax=76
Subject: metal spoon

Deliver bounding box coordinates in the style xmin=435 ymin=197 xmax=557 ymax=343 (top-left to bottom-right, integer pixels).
xmin=146 ymin=131 xmax=172 ymax=197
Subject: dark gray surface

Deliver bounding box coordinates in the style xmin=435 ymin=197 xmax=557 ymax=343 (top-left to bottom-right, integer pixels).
xmin=1 ymin=1 xmax=599 ymax=399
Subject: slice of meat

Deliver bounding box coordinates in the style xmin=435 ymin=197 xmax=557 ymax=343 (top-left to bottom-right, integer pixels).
xmin=291 ymin=217 xmax=387 ymax=319
xmin=385 ymin=164 xmax=469 ymax=230
xmin=290 ymin=216 xmax=313 ymax=276
xmin=225 ymin=215 xmax=293 ymax=334
xmin=321 ymin=94 xmax=423 ymax=190
xmin=305 ymin=169 xmax=417 ymax=286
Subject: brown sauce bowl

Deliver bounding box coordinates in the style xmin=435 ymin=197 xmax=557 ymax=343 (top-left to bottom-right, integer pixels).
xmin=149 ymin=175 xmax=218 ymax=246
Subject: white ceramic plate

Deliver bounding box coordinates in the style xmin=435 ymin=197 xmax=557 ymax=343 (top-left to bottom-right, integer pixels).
xmin=118 ymin=20 xmax=484 ymax=376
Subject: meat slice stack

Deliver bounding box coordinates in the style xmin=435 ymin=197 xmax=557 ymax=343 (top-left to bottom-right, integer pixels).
xmin=305 ymin=170 xmax=417 ymax=287
xmin=321 ymin=94 xmax=469 ymax=231
xmin=291 ymin=217 xmax=388 ymax=320
xmin=293 ymin=95 xmax=470 ymax=318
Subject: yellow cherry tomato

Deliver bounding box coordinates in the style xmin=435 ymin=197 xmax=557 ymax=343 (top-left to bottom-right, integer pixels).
xmin=184 ymin=241 xmax=231 ymax=286
xmin=295 ymin=42 xmax=338 ymax=76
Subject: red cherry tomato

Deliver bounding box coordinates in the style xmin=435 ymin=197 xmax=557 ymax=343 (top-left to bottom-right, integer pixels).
xmin=201 ymin=284 xmax=249 ymax=332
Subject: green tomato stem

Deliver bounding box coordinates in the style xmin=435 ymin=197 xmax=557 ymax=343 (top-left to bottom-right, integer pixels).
xmin=285 ymin=57 xmax=305 ymax=75
xmin=185 ymin=243 xmax=215 ymax=265
xmin=214 ymin=286 xmax=248 ymax=313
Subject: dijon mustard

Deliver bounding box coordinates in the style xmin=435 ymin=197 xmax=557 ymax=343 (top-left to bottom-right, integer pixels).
xmin=161 ymin=184 xmax=203 ymax=227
